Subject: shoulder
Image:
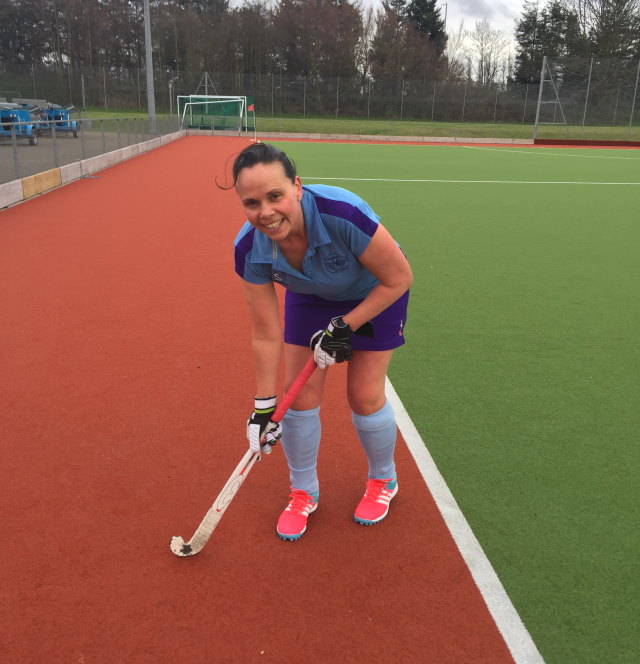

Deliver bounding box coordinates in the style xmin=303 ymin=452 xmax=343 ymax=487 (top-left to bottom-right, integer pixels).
xmin=233 ymin=222 xmax=272 ymax=282
xmin=303 ymin=185 xmax=380 ymax=238
xmin=234 ymin=221 xmax=256 ymax=258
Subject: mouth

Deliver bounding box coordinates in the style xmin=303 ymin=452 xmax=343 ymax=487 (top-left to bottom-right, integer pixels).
xmin=263 ymin=217 xmax=285 ymax=231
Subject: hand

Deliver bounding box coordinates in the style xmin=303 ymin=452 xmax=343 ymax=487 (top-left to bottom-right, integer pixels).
xmin=310 ymin=316 xmax=353 ymax=369
xmin=247 ymin=395 xmax=282 ymax=454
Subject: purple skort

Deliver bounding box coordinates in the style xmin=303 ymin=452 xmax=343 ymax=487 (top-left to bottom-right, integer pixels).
xmin=284 ymin=290 xmax=409 ymax=351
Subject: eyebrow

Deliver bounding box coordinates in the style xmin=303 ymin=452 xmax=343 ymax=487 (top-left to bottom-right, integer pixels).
xmin=242 ymin=188 xmax=283 ymax=204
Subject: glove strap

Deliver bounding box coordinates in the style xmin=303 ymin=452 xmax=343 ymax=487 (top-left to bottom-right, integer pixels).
xmin=254 ymin=395 xmax=277 ymax=413
xmin=328 ymin=316 xmax=353 ymax=339
xmin=328 ymin=316 xmax=375 ymax=339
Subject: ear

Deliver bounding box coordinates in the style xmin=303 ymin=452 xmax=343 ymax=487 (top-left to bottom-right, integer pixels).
xmin=294 ymin=176 xmax=303 ymax=201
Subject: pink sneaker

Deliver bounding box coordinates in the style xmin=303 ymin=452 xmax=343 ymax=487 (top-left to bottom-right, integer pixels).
xmin=354 ymin=477 xmax=398 ymax=525
xmin=276 ymin=488 xmax=318 ymax=541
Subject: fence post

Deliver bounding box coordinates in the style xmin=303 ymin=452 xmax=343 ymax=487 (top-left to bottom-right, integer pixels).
xmin=522 ymin=84 xmax=529 ymax=124
xmin=431 ymin=81 xmax=436 ymax=121
xmin=52 ymin=124 xmax=59 ymax=167
xmin=367 ymin=81 xmax=371 ymax=119
xmin=100 ymin=119 xmax=106 ymax=153
xmin=461 ymin=80 xmax=467 ymax=122
xmin=400 ymin=79 xmax=405 ymax=119
xmin=11 ymin=125 xmax=21 ymax=180
xmin=335 ymin=77 xmax=340 ymax=118
xmin=81 ymin=74 xmax=86 ymax=112
xmin=303 ymin=76 xmax=306 ymax=117
xmin=79 ymin=119 xmax=86 ymax=161
xmin=629 ymin=59 xmax=640 ymax=136
xmin=493 ymin=83 xmax=499 ymax=123
xmin=581 ymin=56 xmax=594 ymax=131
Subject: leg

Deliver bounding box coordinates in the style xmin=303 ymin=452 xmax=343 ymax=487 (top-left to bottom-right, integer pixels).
xmin=276 ymin=344 xmax=325 ymax=540
xmin=347 ymin=350 xmax=397 ymax=479
xmin=348 ymin=350 xmax=399 ymax=524
xmin=279 ymin=343 xmax=327 ymax=495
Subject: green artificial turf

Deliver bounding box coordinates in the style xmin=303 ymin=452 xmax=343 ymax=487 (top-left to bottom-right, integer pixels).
xmin=274 ymin=140 xmax=640 ymax=664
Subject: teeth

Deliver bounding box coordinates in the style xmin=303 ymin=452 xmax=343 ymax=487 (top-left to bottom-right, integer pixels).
xmin=265 ymin=218 xmax=283 ymax=230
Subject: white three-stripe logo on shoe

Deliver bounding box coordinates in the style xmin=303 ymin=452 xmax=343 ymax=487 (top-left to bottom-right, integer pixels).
xmin=286 ymin=503 xmax=314 ymax=515
xmin=375 ymin=490 xmax=393 ymax=504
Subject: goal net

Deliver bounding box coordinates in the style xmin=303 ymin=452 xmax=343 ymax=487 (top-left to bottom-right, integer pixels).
xmin=177 ymin=95 xmax=254 ymax=132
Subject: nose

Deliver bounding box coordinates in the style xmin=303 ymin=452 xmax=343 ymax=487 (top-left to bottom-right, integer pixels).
xmin=258 ymin=202 xmax=274 ymax=219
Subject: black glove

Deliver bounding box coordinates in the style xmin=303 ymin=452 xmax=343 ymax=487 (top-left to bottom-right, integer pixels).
xmin=310 ymin=316 xmax=356 ymax=369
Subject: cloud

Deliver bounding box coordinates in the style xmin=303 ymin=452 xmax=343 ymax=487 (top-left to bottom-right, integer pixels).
xmin=454 ymin=0 xmax=518 ymax=22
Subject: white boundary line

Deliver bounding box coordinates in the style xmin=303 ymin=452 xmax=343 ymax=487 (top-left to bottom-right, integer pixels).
xmin=304 ymin=176 xmax=640 ymax=185
xmin=461 ymin=145 xmax=640 ymax=160
xmin=385 ymin=377 xmax=546 ymax=664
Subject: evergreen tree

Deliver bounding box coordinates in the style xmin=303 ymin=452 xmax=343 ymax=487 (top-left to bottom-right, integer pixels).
xmin=513 ymin=1 xmax=543 ymax=83
xmin=405 ymin=0 xmax=447 ymax=56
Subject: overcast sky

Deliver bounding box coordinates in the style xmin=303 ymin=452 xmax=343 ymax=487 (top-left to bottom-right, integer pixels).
xmin=364 ymin=0 xmax=524 ymax=41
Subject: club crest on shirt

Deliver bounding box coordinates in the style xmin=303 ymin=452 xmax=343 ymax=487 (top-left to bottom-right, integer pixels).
xmin=271 ymin=271 xmax=287 ymax=285
xmin=324 ymin=252 xmax=349 ymax=273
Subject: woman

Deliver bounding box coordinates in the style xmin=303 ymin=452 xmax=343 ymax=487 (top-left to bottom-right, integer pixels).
xmin=232 ymin=142 xmax=412 ymax=541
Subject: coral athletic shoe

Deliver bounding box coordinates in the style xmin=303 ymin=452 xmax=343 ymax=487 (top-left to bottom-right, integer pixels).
xmin=353 ymin=477 xmax=398 ymax=525
xmin=276 ymin=488 xmax=318 ymax=541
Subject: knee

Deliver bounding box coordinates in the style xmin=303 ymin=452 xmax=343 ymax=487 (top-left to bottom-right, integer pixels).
xmin=347 ymin=384 xmax=387 ymax=416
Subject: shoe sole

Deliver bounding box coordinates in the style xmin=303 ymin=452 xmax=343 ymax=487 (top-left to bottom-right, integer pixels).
xmin=277 ymin=502 xmax=317 ymax=541
xmin=353 ymin=484 xmax=398 ymax=526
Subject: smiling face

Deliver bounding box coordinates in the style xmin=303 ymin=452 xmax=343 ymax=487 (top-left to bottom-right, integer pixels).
xmin=235 ymin=161 xmax=303 ymax=242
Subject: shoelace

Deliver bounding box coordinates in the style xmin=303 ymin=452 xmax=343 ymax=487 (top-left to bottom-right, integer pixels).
xmin=287 ymin=489 xmax=314 ymax=514
xmin=363 ymin=478 xmax=392 ymax=503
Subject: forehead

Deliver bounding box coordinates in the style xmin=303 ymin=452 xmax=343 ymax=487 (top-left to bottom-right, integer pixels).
xmin=235 ymin=161 xmax=292 ymax=197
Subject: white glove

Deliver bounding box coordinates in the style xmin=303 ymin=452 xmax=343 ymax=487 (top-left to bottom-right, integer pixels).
xmin=246 ymin=395 xmax=282 ymax=453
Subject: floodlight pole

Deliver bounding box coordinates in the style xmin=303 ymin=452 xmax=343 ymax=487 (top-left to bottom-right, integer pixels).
xmin=143 ymin=0 xmax=156 ymax=123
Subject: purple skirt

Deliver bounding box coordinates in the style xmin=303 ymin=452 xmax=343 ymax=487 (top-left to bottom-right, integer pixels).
xmin=284 ymin=290 xmax=409 ymax=351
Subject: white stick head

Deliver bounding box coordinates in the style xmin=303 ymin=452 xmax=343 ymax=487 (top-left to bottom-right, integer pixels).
xmin=170 ymin=536 xmax=194 ymax=557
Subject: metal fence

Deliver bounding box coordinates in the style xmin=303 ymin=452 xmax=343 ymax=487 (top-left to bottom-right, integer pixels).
xmin=534 ymin=56 xmax=640 ymax=139
xmin=3 ymin=60 xmax=640 ymax=133
xmin=0 ymin=116 xmax=180 ymax=185
xmin=1 ymin=62 xmax=543 ymax=124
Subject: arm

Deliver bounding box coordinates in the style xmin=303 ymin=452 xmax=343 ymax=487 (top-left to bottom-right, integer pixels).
xmin=242 ymin=280 xmax=282 ymax=396
xmin=342 ymin=223 xmax=413 ymax=332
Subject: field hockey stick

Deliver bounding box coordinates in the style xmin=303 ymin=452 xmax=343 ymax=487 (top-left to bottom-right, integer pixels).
xmin=170 ymin=356 xmax=317 ymax=557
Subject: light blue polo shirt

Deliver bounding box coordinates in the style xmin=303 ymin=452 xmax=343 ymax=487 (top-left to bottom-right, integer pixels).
xmin=234 ymin=184 xmax=380 ymax=301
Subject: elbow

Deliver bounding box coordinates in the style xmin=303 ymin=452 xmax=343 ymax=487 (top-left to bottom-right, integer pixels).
xmin=402 ymin=264 xmax=413 ymax=292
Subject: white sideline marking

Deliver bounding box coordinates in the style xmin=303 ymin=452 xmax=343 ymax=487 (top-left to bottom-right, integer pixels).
xmin=304 ymin=176 xmax=640 ymax=185
xmin=461 ymin=145 xmax=640 ymax=160
xmin=385 ymin=377 xmax=546 ymax=664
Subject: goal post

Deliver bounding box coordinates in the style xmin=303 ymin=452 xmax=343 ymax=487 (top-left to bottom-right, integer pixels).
xmin=532 ymin=55 xmax=640 ymax=141
xmin=177 ymin=95 xmax=255 ymax=134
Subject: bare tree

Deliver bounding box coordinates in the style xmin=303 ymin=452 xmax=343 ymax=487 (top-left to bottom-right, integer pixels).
xmin=443 ymin=19 xmax=467 ymax=80
xmin=464 ymin=18 xmax=510 ymax=85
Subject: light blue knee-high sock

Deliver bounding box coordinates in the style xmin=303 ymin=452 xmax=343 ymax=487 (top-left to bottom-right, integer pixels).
xmin=351 ymin=400 xmax=397 ymax=480
xmin=280 ymin=406 xmax=321 ymax=497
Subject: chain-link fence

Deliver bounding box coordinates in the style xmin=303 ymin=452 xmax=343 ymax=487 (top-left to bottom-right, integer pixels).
xmin=4 ymin=59 xmax=639 ymax=136
xmin=535 ymin=56 xmax=640 ymax=140
xmin=2 ymin=62 xmax=544 ymax=124
xmin=0 ymin=116 xmax=180 ymax=185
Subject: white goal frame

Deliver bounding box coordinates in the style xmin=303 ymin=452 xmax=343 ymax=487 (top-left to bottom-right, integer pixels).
xmin=177 ymin=95 xmax=248 ymax=133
